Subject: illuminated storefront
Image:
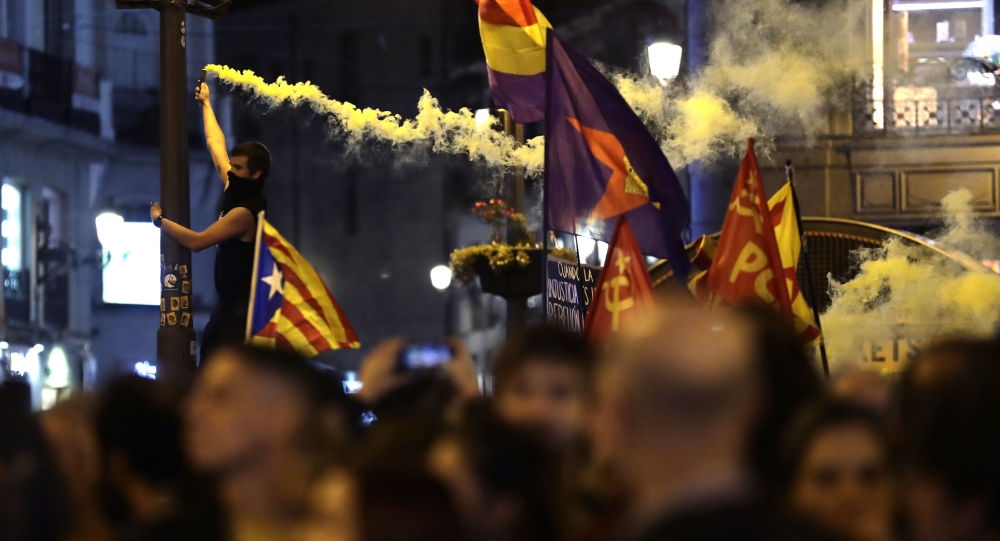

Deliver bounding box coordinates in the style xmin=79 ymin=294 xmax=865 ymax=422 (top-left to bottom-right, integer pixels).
xmin=890 ymin=0 xmax=993 ymax=77
xmin=864 ymin=0 xmax=997 ymax=131
xmin=1 ymin=342 xmax=92 ymax=410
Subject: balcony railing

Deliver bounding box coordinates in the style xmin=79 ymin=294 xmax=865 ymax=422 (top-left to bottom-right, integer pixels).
xmin=853 ymin=83 xmax=1000 ymax=135
xmin=0 ymin=37 xmax=110 ymax=139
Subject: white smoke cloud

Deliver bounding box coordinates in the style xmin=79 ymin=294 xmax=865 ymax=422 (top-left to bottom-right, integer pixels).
xmin=614 ymin=0 xmax=867 ymax=165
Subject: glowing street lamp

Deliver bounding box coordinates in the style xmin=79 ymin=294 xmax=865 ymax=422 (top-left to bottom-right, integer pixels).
xmin=475 ymin=108 xmax=493 ymax=128
xmin=95 ymin=211 xmax=124 ymax=248
xmin=430 ymin=265 xmax=453 ymax=291
xmin=647 ymin=41 xmax=683 ymax=86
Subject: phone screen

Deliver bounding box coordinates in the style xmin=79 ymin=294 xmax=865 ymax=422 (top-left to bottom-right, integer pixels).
xmin=397 ymin=343 xmax=452 ymax=371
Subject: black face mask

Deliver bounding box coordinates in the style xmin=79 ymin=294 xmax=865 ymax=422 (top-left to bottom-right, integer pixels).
xmin=224 ymin=171 xmax=264 ymax=204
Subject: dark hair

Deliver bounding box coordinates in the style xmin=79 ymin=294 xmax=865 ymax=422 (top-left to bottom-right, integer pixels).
xmin=452 ymin=400 xmax=561 ymax=541
xmin=734 ymin=302 xmax=826 ymax=495
xmin=897 ymin=337 xmax=992 ymax=425
xmin=361 ymin=373 xmax=460 ymax=473
xmin=491 ymin=324 xmax=597 ymax=398
xmin=210 ymin=344 xmax=359 ymax=480
xmin=776 ymin=399 xmax=892 ymax=492
xmin=0 ymin=381 xmax=71 ymax=541
xmin=230 ymin=141 xmax=271 ymax=180
xmin=357 ymin=469 xmax=467 ymax=541
xmin=96 ymin=375 xmax=188 ymax=487
xmin=902 ymin=339 xmax=1000 ymax=531
xmin=210 ymin=343 xmax=327 ymax=403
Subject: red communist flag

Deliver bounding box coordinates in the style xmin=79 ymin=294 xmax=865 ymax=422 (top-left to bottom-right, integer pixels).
xmin=690 ymin=139 xmax=795 ymax=319
xmin=584 ymin=215 xmax=656 ymax=344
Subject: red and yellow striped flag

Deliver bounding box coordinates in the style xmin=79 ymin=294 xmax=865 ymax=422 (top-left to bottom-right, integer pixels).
xmin=246 ymin=213 xmax=360 ymax=356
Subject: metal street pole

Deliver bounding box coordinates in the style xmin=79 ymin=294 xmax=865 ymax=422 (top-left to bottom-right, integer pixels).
xmin=116 ymin=1 xmax=229 ymax=387
xmin=503 ymin=110 xmax=528 ymax=340
xmin=156 ymin=1 xmax=194 ymax=386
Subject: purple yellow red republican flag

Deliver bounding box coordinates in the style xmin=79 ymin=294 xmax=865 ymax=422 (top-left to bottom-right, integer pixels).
xmin=584 ymin=215 xmax=656 ymax=344
xmin=246 ymin=213 xmax=360 ymax=357
xmin=475 ymin=0 xmax=551 ymax=123
xmin=689 ymin=140 xmax=795 ymax=322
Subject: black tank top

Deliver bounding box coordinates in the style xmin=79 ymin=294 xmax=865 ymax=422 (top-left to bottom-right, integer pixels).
xmin=214 ymin=194 xmax=267 ymax=311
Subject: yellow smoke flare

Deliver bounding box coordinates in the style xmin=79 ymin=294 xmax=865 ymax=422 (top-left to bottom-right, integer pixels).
xmin=204 ymin=64 xmax=544 ymax=174
xmin=822 ymin=189 xmax=1000 ymax=374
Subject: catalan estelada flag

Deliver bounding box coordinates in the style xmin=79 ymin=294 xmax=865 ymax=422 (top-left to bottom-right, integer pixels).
xmin=245 ymin=213 xmax=360 ymax=356
xmin=584 ymin=216 xmax=656 ymax=344
xmin=689 ymin=140 xmax=794 ymax=320
xmin=476 ymin=0 xmax=551 ymax=123
xmin=545 ymin=32 xmax=690 ymax=280
xmin=768 ymin=182 xmax=821 ymax=343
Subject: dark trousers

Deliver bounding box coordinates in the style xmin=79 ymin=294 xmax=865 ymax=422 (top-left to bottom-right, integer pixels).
xmin=200 ymin=307 xmax=248 ymax=365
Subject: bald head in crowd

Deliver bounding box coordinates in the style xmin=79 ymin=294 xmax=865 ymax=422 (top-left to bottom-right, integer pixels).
xmin=593 ymin=305 xmax=763 ymax=524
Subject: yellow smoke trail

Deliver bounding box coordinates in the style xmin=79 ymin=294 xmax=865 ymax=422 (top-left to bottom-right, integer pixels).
xmin=204 ymin=64 xmax=544 ymax=174
xmin=821 ymin=189 xmax=1000 ymax=373
xmin=208 ymin=0 xmax=867 ymax=171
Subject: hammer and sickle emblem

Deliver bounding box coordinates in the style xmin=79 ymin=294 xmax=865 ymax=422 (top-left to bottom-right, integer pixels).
xmin=602 ymin=276 xmax=634 ymax=331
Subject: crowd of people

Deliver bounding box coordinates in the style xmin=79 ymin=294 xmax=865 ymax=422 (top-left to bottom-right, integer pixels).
xmin=1 ymin=299 xmax=999 ymax=541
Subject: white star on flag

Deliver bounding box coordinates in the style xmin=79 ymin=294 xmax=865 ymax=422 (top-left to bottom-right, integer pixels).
xmin=260 ymin=262 xmax=284 ymax=300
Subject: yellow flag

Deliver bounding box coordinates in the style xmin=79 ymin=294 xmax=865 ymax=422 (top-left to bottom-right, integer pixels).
xmin=768 ymin=183 xmax=821 ymax=343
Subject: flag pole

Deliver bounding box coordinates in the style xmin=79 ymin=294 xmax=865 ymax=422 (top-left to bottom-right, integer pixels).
xmin=541 ymin=28 xmax=554 ymax=331
xmin=244 ymin=211 xmax=266 ymax=344
xmin=571 ymin=233 xmax=589 ymax=332
xmin=785 ymin=160 xmax=830 ymax=379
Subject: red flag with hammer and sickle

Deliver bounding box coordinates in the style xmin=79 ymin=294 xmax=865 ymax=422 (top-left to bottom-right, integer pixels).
xmin=689 ymin=139 xmax=795 ymax=320
xmin=583 ymin=215 xmax=656 ymax=344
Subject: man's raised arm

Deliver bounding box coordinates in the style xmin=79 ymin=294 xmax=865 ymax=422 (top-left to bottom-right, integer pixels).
xmin=195 ymin=82 xmax=231 ymax=187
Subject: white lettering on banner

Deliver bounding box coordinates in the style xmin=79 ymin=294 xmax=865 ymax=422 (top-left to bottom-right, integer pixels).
xmin=557 ymin=261 xmax=579 ymax=280
xmin=545 ymin=256 xmax=601 ymax=334
xmin=547 ymin=302 xmax=583 ymax=333
xmin=546 ymin=277 xmax=580 ymax=304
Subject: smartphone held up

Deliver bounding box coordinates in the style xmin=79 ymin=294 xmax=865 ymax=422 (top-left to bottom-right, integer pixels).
xmin=396 ymin=342 xmax=453 ymax=372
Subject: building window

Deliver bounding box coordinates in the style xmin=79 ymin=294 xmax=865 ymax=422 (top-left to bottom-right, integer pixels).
xmin=419 ymin=34 xmax=432 ymax=77
xmin=339 ymin=32 xmax=360 ymax=104
xmin=39 ymin=187 xmax=62 ymax=244
xmin=0 ymin=0 xmax=9 ymax=39
xmin=888 ymin=0 xmax=989 ymax=86
xmin=44 ymin=0 xmax=74 ymax=59
xmin=346 ymin=169 xmax=359 ymax=236
xmin=114 ymin=13 xmax=149 ymax=36
xmin=2 ymin=181 xmax=22 ymax=271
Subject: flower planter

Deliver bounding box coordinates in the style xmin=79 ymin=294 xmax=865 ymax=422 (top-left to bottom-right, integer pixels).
xmin=472 ymin=249 xmax=544 ymax=298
